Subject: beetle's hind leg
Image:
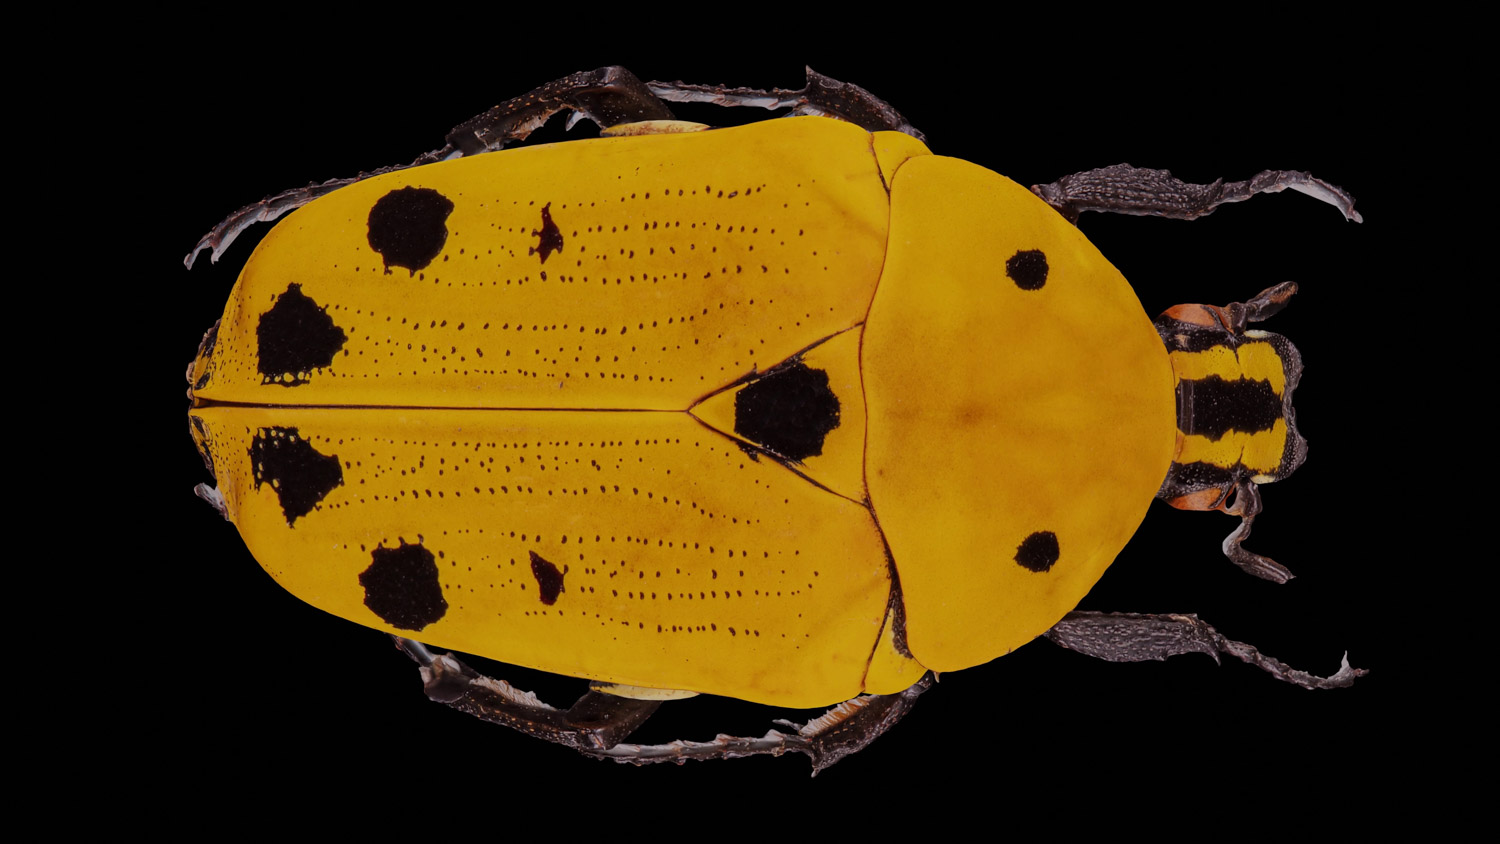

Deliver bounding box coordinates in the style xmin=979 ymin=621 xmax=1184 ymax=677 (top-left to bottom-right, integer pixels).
xmin=396 ymin=637 xmax=930 ymax=773
xmin=1044 ymin=612 xmax=1365 ymax=689
xmin=1030 ymin=164 xmax=1360 ymax=224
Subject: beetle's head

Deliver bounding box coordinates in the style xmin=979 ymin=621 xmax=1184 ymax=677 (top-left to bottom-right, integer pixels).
xmin=1152 ymin=285 xmax=1308 ymax=582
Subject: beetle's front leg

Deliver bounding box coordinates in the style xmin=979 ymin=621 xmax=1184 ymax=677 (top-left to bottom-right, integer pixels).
xmin=1044 ymin=611 xmax=1365 ymax=690
xmin=397 ymin=637 xmax=931 ymax=774
xmin=1030 ymin=163 xmax=1360 ymax=224
xmin=1218 ymin=480 xmax=1296 ymax=583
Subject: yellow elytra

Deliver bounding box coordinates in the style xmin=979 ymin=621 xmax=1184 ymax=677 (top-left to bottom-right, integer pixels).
xmin=188 ymin=117 xmax=1174 ymax=707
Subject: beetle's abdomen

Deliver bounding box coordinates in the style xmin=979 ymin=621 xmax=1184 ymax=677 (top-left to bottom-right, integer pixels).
xmin=190 ymin=120 xmax=891 ymax=411
xmin=863 ymin=156 xmax=1176 ymax=672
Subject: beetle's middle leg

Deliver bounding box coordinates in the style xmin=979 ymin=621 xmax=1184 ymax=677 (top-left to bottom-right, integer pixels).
xmin=1030 ymin=163 xmax=1360 ymax=224
xmin=395 ymin=637 xmax=930 ymax=773
xmin=646 ymin=67 xmax=924 ymax=139
xmin=1044 ymin=611 xmax=1365 ymax=689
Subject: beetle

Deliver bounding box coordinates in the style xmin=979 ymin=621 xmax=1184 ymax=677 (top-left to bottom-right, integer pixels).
xmin=185 ymin=67 xmax=1363 ymax=771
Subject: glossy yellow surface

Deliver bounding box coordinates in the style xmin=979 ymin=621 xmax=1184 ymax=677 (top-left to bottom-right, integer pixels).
xmin=191 ymin=118 xmax=890 ymax=411
xmin=191 ymin=117 xmax=1179 ymax=705
xmin=862 ymin=156 xmax=1176 ymax=673
xmin=191 ymin=406 xmax=891 ymax=707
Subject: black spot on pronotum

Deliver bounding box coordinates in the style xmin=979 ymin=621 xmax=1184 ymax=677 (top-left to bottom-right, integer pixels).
xmin=249 ymin=427 xmax=343 ymax=526
xmin=530 ymin=551 xmax=564 ymax=605
xmin=530 ymin=203 xmax=563 ymax=264
xmin=367 ymin=186 xmax=455 ymax=275
xmin=734 ymin=361 xmax=841 ymax=463
xmin=257 ymin=284 xmax=348 ymax=386
xmin=1005 ymin=249 xmax=1049 ymax=290
xmin=360 ymin=540 xmax=449 ymax=631
xmin=1014 ymin=531 xmax=1060 ymax=572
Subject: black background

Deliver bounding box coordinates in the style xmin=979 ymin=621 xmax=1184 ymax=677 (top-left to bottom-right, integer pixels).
xmin=120 ymin=31 xmax=1415 ymax=821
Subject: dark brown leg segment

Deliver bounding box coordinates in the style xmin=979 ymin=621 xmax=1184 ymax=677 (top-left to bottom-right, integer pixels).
xmin=1044 ymin=612 xmax=1364 ymax=690
xmin=1218 ymin=480 xmax=1293 ymax=583
xmin=647 ymin=67 xmax=922 ymax=139
xmin=1030 ymin=163 xmax=1360 ymax=225
xmin=397 ymin=637 xmax=932 ymax=773
xmin=398 ymin=638 xmax=663 ymax=753
xmin=444 ymin=67 xmax=675 ymax=156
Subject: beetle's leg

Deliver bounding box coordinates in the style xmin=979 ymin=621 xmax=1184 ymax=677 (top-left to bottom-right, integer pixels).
xmin=593 ymin=677 xmax=931 ymax=775
xmin=398 ymin=637 xmax=930 ymax=774
xmin=1228 ymin=281 xmax=1299 ymax=330
xmin=647 ymin=67 xmax=924 ymax=140
xmin=444 ymin=67 xmax=675 ymax=156
xmin=1030 ymin=164 xmax=1360 ymax=225
xmin=1218 ymin=480 xmax=1295 ymax=583
xmin=185 ymin=67 xmax=674 ymax=269
xmin=396 ymin=638 xmax=664 ymax=751
xmin=1044 ymin=612 xmax=1365 ymax=690
xmin=184 ymin=169 xmax=402 ymax=269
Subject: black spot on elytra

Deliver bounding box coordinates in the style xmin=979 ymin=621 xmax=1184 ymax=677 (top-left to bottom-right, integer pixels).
xmin=530 ymin=551 xmax=564 ymax=605
xmin=1014 ymin=531 xmax=1060 ymax=572
xmin=1177 ymin=375 xmax=1282 ymax=439
xmin=249 ymin=427 xmax=343 ymax=526
xmin=530 ymin=203 xmax=563 ymax=264
xmin=360 ymin=540 xmax=448 ymax=631
xmin=1006 ymin=249 xmax=1049 ymax=290
xmin=257 ymin=284 xmax=348 ymax=386
xmin=734 ymin=361 xmax=841 ymax=463
xmin=367 ymin=186 xmax=454 ymax=275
